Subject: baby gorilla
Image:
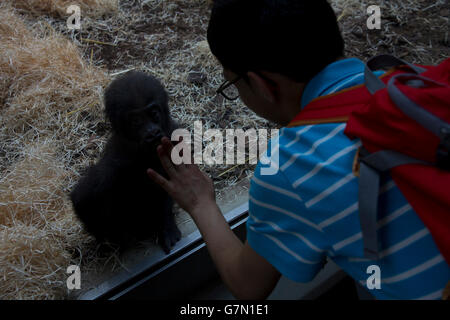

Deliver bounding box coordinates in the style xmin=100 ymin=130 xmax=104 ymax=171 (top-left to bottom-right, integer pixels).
xmin=70 ymin=71 xmax=181 ymax=253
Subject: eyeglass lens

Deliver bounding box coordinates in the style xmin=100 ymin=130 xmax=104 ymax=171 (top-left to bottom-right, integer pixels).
xmin=222 ymin=83 xmax=239 ymax=100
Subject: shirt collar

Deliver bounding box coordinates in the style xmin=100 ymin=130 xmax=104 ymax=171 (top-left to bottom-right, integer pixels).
xmin=300 ymin=57 xmax=365 ymax=108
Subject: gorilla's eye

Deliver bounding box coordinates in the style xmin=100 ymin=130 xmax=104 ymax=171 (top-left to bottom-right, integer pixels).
xmin=147 ymin=108 xmax=160 ymax=121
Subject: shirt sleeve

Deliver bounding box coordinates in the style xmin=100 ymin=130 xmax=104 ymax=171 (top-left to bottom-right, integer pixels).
xmin=247 ymin=162 xmax=328 ymax=283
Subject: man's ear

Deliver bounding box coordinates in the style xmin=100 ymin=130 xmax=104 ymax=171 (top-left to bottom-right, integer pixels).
xmin=247 ymin=71 xmax=277 ymax=103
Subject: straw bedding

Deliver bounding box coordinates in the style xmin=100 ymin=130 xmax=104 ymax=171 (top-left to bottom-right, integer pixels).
xmin=0 ymin=0 xmax=448 ymax=299
xmin=0 ymin=3 xmax=109 ymax=299
xmin=9 ymin=0 xmax=119 ymax=17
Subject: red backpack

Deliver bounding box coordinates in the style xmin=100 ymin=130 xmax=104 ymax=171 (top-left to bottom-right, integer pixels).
xmin=288 ymin=55 xmax=450 ymax=265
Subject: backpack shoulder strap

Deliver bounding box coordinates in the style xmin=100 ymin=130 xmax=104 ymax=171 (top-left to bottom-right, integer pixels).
xmin=288 ymin=67 xmax=399 ymax=128
xmin=286 ymin=63 xmax=412 ymax=260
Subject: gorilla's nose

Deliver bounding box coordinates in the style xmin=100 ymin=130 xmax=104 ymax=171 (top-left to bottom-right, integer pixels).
xmin=145 ymin=129 xmax=163 ymax=143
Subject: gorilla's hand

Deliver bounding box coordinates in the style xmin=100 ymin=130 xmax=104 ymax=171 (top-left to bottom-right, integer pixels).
xmin=158 ymin=219 xmax=182 ymax=254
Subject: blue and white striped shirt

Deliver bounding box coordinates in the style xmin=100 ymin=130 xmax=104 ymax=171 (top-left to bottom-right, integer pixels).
xmin=247 ymin=57 xmax=450 ymax=300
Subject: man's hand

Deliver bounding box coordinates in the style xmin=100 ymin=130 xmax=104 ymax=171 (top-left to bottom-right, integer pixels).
xmin=147 ymin=137 xmax=215 ymax=215
xmin=148 ymin=136 xmax=281 ymax=299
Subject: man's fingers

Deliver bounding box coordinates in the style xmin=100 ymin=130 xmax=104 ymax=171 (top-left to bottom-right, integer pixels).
xmin=161 ymin=136 xmax=174 ymax=154
xmin=157 ymin=144 xmax=178 ymax=177
xmin=147 ymin=168 xmax=172 ymax=193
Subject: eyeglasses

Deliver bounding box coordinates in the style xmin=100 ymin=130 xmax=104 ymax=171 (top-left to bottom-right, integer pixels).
xmin=216 ymin=75 xmax=242 ymax=101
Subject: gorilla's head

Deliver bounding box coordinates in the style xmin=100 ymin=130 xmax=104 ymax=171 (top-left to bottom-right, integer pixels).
xmin=104 ymin=71 xmax=172 ymax=146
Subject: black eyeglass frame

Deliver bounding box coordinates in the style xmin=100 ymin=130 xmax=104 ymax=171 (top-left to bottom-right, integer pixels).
xmin=216 ymin=75 xmax=242 ymax=101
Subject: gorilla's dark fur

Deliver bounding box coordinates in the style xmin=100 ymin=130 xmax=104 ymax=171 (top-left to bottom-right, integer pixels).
xmin=70 ymin=71 xmax=181 ymax=253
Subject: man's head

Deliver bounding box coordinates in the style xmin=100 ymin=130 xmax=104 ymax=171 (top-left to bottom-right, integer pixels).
xmin=208 ymin=0 xmax=344 ymax=125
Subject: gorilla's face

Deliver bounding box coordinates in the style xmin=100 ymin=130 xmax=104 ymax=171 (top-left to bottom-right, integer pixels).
xmin=104 ymin=71 xmax=173 ymax=148
xmin=124 ymin=102 xmax=170 ymax=147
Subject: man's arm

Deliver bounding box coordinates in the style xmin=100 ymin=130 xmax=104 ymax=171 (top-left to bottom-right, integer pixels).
xmin=147 ymin=137 xmax=281 ymax=299
xmin=191 ymin=201 xmax=281 ymax=300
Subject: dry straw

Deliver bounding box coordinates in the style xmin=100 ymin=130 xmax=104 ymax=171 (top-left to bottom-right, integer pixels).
xmin=0 ymin=141 xmax=89 ymax=299
xmin=0 ymin=3 xmax=111 ymax=299
xmin=9 ymin=0 xmax=119 ymax=17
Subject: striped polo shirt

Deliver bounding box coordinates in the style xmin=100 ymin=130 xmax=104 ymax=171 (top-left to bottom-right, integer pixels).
xmin=247 ymin=57 xmax=450 ymax=300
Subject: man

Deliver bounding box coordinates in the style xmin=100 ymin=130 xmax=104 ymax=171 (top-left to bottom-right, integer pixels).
xmin=147 ymin=0 xmax=449 ymax=299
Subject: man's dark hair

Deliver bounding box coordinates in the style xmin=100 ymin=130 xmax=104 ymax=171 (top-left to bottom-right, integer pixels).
xmin=207 ymin=0 xmax=345 ymax=83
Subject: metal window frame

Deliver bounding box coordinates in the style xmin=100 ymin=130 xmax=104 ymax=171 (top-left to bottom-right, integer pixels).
xmin=78 ymin=202 xmax=249 ymax=300
xmin=77 ymin=199 xmax=351 ymax=300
